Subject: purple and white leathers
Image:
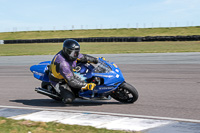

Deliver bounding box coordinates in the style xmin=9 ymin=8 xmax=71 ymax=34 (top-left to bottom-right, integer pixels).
xmin=49 ymin=39 xmax=98 ymax=103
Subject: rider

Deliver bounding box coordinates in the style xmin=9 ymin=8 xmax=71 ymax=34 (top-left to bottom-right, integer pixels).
xmin=49 ymin=39 xmax=98 ymax=104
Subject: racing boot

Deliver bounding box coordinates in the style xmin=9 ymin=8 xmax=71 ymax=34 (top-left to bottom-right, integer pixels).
xmin=59 ymin=84 xmax=75 ymax=104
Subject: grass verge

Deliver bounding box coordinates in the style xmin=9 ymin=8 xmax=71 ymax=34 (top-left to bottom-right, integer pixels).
xmin=0 ymin=117 xmax=131 ymax=133
xmin=0 ymin=27 xmax=200 ymax=40
xmin=0 ymin=41 xmax=200 ymax=56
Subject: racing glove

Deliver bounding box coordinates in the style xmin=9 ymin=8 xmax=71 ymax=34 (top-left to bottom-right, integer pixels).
xmin=81 ymin=83 xmax=96 ymax=90
xmin=78 ymin=54 xmax=98 ymax=64
xmin=91 ymin=58 xmax=98 ymax=64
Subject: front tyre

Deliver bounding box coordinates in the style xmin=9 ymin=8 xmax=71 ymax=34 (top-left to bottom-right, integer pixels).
xmin=111 ymin=82 xmax=138 ymax=103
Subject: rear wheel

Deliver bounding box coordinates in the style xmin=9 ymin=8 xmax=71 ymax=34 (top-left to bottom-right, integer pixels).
xmin=111 ymin=82 xmax=138 ymax=103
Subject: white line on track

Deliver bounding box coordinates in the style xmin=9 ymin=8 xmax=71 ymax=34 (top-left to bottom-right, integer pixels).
xmin=0 ymin=105 xmax=200 ymax=123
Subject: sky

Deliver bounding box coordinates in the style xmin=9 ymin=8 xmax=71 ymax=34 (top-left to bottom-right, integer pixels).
xmin=0 ymin=0 xmax=200 ymax=32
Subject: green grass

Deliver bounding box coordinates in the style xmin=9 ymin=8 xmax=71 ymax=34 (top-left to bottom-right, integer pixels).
xmin=0 ymin=41 xmax=200 ymax=56
xmin=0 ymin=26 xmax=200 ymax=40
xmin=1 ymin=27 xmax=200 ymax=56
xmin=0 ymin=117 xmax=130 ymax=133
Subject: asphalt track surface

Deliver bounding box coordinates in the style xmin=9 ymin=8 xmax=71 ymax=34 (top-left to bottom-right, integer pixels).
xmin=0 ymin=53 xmax=200 ymax=121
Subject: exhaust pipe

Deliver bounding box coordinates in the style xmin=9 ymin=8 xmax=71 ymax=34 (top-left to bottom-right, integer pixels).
xmin=35 ymin=87 xmax=60 ymax=99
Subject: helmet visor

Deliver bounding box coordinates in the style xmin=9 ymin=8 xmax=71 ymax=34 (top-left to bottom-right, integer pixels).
xmin=69 ymin=50 xmax=79 ymax=59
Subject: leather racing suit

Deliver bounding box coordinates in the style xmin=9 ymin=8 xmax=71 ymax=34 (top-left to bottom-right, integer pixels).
xmin=49 ymin=50 xmax=98 ymax=100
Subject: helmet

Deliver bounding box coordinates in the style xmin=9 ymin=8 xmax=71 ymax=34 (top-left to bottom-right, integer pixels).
xmin=62 ymin=39 xmax=80 ymax=61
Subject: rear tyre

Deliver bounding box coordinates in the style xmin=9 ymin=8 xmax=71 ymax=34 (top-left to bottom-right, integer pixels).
xmin=111 ymin=82 xmax=138 ymax=103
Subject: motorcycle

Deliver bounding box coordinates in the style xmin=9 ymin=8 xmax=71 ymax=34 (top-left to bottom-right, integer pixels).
xmin=30 ymin=57 xmax=138 ymax=103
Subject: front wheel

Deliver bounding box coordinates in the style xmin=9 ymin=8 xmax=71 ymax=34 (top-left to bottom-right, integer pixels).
xmin=110 ymin=82 xmax=138 ymax=103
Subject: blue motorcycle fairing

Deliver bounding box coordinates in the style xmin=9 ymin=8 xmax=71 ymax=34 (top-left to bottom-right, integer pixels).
xmin=92 ymin=71 xmax=124 ymax=85
xmin=30 ymin=62 xmax=50 ymax=82
xmin=30 ymin=57 xmax=125 ymax=99
xmin=91 ymin=58 xmax=124 ymax=86
xmin=78 ymin=59 xmax=125 ymax=99
xmin=79 ymin=85 xmax=116 ymax=98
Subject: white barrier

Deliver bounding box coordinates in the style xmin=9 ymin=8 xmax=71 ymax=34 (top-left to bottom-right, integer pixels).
xmin=0 ymin=40 xmax=4 ymax=44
